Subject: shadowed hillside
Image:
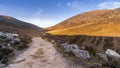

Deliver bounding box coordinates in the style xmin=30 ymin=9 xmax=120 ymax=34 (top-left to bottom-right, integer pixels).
xmin=0 ymin=15 xmax=44 ymax=37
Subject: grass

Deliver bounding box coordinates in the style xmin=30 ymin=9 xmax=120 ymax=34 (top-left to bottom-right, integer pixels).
xmin=30 ymin=48 xmax=44 ymax=59
xmin=46 ymin=8 xmax=120 ymax=37
xmin=26 ymin=62 xmax=34 ymax=67
xmin=41 ymin=59 xmax=47 ymax=62
xmin=47 ymin=22 xmax=120 ymax=37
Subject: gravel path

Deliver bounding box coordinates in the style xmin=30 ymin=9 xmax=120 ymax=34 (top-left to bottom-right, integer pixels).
xmin=5 ymin=37 xmax=71 ymax=68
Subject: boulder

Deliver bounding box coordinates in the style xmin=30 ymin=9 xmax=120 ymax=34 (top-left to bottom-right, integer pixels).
xmin=0 ymin=32 xmax=3 ymax=36
xmin=71 ymin=49 xmax=90 ymax=59
xmin=60 ymin=43 xmax=90 ymax=59
xmin=6 ymin=33 xmax=13 ymax=40
xmin=14 ymin=38 xmax=20 ymax=42
xmin=105 ymin=49 xmax=120 ymax=67
xmin=0 ymin=32 xmax=6 ymax=37
xmin=64 ymin=44 xmax=79 ymax=53
xmin=12 ymin=34 xmax=19 ymax=37
xmin=97 ymin=53 xmax=108 ymax=61
xmin=105 ymin=49 xmax=120 ymax=59
xmin=0 ymin=64 xmax=6 ymax=68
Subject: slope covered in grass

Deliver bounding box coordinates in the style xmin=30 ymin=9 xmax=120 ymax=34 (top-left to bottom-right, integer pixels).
xmin=47 ymin=8 xmax=120 ymax=37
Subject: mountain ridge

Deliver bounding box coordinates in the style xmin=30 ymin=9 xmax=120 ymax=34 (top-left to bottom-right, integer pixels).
xmin=0 ymin=15 xmax=44 ymax=36
xmin=46 ymin=8 xmax=120 ymax=37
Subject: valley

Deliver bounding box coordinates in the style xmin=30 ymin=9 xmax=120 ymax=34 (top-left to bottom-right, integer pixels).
xmin=0 ymin=6 xmax=120 ymax=68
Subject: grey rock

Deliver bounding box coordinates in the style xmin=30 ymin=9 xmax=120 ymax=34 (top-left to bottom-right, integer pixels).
xmin=6 ymin=33 xmax=13 ymax=40
xmin=60 ymin=43 xmax=68 ymax=48
xmin=64 ymin=44 xmax=79 ymax=53
xmin=13 ymin=58 xmax=26 ymax=63
xmin=0 ymin=64 xmax=6 ymax=68
xmin=105 ymin=49 xmax=120 ymax=59
xmin=72 ymin=49 xmax=90 ymax=59
xmin=51 ymin=40 xmax=55 ymax=43
xmin=14 ymin=38 xmax=20 ymax=42
xmin=105 ymin=49 xmax=120 ymax=68
xmin=1 ymin=46 xmax=7 ymax=49
xmin=0 ymin=32 xmax=6 ymax=37
xmin=0 ymin=32 xmax=3 ymax=36
xmin=97 ymin=53 xmax=108 ymax=61
xmin=61 ymin=43 xmax=90 ymax=59
xmin=12 ymin=34 xmax=19 ymax=37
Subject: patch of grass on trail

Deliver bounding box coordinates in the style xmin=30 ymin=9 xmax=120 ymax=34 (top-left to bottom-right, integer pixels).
xmin=30 ymin=48 xmax=44 ymax=59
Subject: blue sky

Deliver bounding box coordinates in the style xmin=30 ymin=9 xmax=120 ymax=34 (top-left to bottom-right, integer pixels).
xmin=0 ymin=0 xmax=120 ymax=27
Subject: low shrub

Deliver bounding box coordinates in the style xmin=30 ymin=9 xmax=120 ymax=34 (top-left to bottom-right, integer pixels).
xmin=17 ymin=43 xmax=29 ymax=50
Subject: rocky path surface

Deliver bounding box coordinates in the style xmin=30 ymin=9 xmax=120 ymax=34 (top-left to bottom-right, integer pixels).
xmin=5 ymin=37 xmax=72 ymax=68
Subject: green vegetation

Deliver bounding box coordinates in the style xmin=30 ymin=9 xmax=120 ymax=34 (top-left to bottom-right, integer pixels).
xmin=85 ymin=47 xmax=96 ymax=57
xmin=16 ymin=35 xmax=32 ymax=50
xmin=104 ymin=39 xmax=113 ymax=47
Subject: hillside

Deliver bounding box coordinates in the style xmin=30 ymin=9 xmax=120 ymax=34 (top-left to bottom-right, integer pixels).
xmin=0 ymin=15 xmax=44 ymax=36
xmin=46 ymin=8 xmax=120 ymax=37
xmin=0 ymin=15 xmax=45 ymax=66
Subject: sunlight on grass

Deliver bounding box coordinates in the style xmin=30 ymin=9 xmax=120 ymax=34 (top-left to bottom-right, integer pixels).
xmin=48 ymin=23 xmax=120 ymax=37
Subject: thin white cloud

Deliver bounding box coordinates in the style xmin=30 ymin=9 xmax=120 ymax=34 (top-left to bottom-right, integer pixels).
xmin=67 ymin=1 xmax=82 ymax=9
xmin=98 ymin=2 xmax=120 ymax=9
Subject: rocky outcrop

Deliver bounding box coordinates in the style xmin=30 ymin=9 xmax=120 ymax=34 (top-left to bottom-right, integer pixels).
xmin=105 ymin=49 xmax=120 ymax=68
xmin=0 ymin=31 xmax=21 ymax=65
xmin=105 ymin=49 xmax=120 ymax=62
xmin=72 ymin=49 xmax=90 ymax=59
xmin=60 ymin=43 xmax=90 ymax=59
xmin=106 ymin=49 xmax=120 ymax=59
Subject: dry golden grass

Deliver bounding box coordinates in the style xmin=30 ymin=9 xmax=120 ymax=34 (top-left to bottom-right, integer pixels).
xmin=47 ymin=22 xmax=120 ymax=37
xmin=47 ymin=8 xmax=120 ymax=37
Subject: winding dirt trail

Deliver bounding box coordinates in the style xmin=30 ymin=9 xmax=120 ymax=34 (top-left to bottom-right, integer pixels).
xmin=5 ymin=37 xmax=72 ymax=68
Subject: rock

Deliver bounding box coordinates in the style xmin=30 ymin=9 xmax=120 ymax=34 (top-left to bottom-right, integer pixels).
xmin=6 ymin=33 xmax=13 ymax=40
xmin=60 ymin=43 xmax=68 ymax=48
xmin=0 ymin=64 xmax=6 ymax=68
xmin=13 ymin=58 xmax=26 ymax=63
xmin=51 ymin=40 xmax=55 ymax=43
xmin=71 ymin=49 xmax=90 ymax=59
xmin=64 ymin=44 xmax=79 ymax=53
xmin=0 ymin=32 xmax=6 ymax=37
xmin=105 ymin=49 xmax=120 ymax=59
xmin=97 ymin=53 xmax=108 ymax=61
xmin=14 ymin=38 xmax=20 ymax=42
xmin=105 ymin=49 xmax=120 ymax=68
xmin=0 ymin=32 xmax=3 ymax=36
xmin=12 ymin=34 xmax=19 ymax=37
xmin=60 ymin=43 xmax=90 ymax=59
xmin=1 ymin=45 xmax=7 ymax=49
